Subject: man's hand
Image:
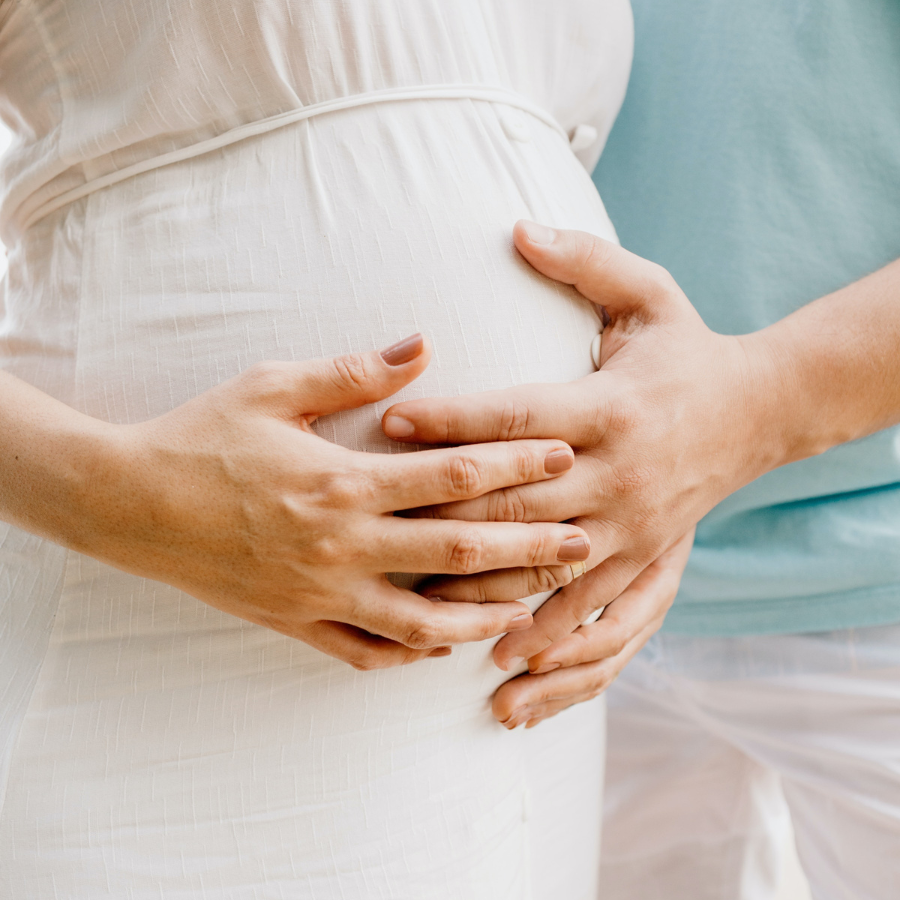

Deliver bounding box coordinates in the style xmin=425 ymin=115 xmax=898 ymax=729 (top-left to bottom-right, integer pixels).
xmin=383 ymin=222 xmax=784 ymax=671
xmin=492 ymin=530 xmax=694 ymax=728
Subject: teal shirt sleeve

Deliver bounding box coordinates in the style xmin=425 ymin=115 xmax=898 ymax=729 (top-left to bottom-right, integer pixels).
xmin=592 ymin=0 xmax=900 ymax=636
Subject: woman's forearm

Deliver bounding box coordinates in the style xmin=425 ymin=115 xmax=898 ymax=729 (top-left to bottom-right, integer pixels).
xmin=747 ymin=257 xmax=900 ymax=465
xmin=0 ymin=370 xmax=112 ymax=549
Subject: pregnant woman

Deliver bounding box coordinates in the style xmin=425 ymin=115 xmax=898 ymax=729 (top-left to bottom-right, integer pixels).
xmin=0 ymin=1 xmax=632 ymax=896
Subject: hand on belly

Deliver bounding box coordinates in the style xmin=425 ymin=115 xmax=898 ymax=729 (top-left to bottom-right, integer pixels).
xmin=381 ymin=221 xmax=764 ymax=715
xmin=73 ymin=332 xmax=590 ymax=670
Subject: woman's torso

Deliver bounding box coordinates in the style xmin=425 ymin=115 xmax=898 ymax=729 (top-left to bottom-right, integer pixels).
xmin=0 ymin=2 xmax=632 ymax=896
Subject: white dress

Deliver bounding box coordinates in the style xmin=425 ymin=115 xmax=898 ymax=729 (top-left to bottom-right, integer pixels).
xmin=0 ymin=2 xmax=633 ymax=897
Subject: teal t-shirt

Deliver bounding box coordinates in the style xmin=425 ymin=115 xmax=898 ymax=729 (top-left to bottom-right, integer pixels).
xmin=592 ymin=0 xmax=900 ymax=635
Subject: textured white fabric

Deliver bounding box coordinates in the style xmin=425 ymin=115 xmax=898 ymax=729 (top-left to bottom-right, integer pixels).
xmin=600 ymin=627 xmax=900 ymax=900
xmin=0 ymin=1 xmax=632 ymax=896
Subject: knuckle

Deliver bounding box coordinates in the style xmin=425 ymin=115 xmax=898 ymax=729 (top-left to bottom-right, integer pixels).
xmin=308 ymin=533 xmax=344 ymax=567
xmin=320 ymin=468 xmax=363 ymax=509
xmin=347 ymin=649 xmax=380 ymax=671
xmin=511 ymin=444 xmax=536 ymax=484
xmin=473 ymin=613 xmax=501 ymax=642
xmin=497 ymin=398 xmax=531 ymax=441
xmin=447 ymin=527 xmax=487 ymax=574
xmin=524 ymin=530 xmax=552 ymax=568
xmin=241 ymin=359 xmax=289 ymax=398
xmin=529 ymin=565 xmax=567 ymax=594
xmin=576 ymin=233 xmax=611 ymax=277
xmin=609 ymin=461 xmax=649 ymax=499
xmin=447 ymin=455 xmax=487 ymax=498
xmin=330 ymin=352 xmax=372 ymax=392
xmin=488 ymin=488 xmax=529 ymax=524
xmin=403 ymin=617 xmax=442 ymax=650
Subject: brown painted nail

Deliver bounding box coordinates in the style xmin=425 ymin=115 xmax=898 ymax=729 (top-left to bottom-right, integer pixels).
xmin=428 ymin=646 xmax=452 ymax=658
xmin=502 ymin=706 xmax=533 ymax=728
xmin=530 ymin=661 xmax=561 ymax=675
xmin=380 ymin=333 xmax=424 ymax=366
xmin=557 ymin=536 xmax=590 ymax=561
xmin=544 ymin=448 xmax=574 ymax=475
xmin=508 ymin=613 xmax=533 ymax=631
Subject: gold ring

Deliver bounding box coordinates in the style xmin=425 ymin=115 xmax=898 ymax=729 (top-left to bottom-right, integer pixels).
xmin=569 ymin=560 xmax=588 ymax=580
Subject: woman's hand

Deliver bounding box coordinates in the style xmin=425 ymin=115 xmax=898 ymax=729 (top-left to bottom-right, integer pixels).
xmin=492 ymin=530 xmax=694 ymax=729
xmin=0 ymin=334 xmax=591 ymax=670
xmin=382 ymin=223 xmax=787 ymax=671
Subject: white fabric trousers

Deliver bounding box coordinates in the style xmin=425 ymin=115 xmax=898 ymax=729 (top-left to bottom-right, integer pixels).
xmin=599 ymin=625 xmax=900 ymax=900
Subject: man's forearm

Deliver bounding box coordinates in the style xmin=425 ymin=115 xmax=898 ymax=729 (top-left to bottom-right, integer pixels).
xmin=745 ymin=257 xmax=900 ymax=466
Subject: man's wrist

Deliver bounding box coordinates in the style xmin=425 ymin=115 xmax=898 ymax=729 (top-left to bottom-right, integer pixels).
xmin=737 ymin=324 xmax=840 ymax=472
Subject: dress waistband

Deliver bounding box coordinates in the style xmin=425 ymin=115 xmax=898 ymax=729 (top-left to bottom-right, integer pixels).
xmin=22 ymin=83 xmax=570 ymax=230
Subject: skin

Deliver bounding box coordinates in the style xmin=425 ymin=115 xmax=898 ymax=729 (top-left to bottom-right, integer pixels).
xmin=384 ymin=220 xmax=900 ymax=723
xmin=0 ymin=333 xmax=593 ymax=670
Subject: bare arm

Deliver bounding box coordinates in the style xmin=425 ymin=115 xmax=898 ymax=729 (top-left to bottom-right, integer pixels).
xmin=384 ymin=223 xmax=900 ymax=677
xmin=0 ymin=333 xmax=593 ymax=669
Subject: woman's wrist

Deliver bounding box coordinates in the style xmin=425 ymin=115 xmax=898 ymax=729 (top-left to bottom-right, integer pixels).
xmin=0 ymin=371 xmax=125 ymax=552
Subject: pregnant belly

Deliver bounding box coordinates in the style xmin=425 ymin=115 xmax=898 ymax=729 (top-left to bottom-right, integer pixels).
xmin=1 ymin=99 xmax=613 ymax=893
xmin=28 ymin=97 xmax=616 ymax=706
xmin=8 ymin=96 xmax=618 ymax=703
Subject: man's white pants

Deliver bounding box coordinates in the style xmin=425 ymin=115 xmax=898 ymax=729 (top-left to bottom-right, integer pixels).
xmin=600 ymin=624 xmax=900 ymax=900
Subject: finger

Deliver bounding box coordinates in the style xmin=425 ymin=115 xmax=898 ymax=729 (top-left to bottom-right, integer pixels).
xmin=347 ymin=581 xmax=535 ymax=649
xmin=415 ymin=517 xmax=619 ymax=603
xmin=501 ymin=695 xmax=592 ymax=730
xmin=492 ymin=623 xmax=655 ymax=728
xmin=237 ymin=332 xmax=432 ymax=421
xmin=512 ymin=221 xmax=687 ymax=325
xmin=525 ymin=528 xmax=694 ymax=673
xmin=402 ymin=457 xmax=598 ymax=524
xmin=372 ymin=517 xmax=591 ymax=577
xmin=382 ymin=377 xmax=611 ymax=447
xmin=370 ymin=438 xmax=575 ymax=512
xmin=492 ymin=550 xmax=642 ymax=670
xmin=296 ymin=620 xmax=435 ymax=670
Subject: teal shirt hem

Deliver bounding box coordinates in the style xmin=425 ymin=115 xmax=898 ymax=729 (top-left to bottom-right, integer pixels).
xmin=663 ymin=584 xmax=900 ymax=637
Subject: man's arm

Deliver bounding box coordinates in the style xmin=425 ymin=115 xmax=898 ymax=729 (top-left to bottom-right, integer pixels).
xmin=383 ymin=221 xmax=900 ymax=677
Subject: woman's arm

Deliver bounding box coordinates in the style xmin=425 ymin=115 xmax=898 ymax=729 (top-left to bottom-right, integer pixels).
xmin=0 ymin=333 xmax=592 ymax=669
xmin=383 ymin=223 xmax=900 ymax=674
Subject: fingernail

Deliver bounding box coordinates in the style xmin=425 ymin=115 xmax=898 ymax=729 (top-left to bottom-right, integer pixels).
xmin=508 ymin=614 xmax=533 ymax=631
xmin=502 ymin=656 xmax=525 ymax=672
xmin=428 ymin=646 xmax=452 ymax=658
xmin=380 ymin=333 xmax=424 ymax=366
xmin=525 ymin=717 xmax=546 ymax=729
xmin=544 ymin=448 xmax=574 ymax=475
xmin=521 ymin=220 xmax=556 ymax=245
xmin=502 ymin=708 xmax=529 ymax=729
xmin=557 ymin=536 xmax=590 ymax=561
xmin=530 ymin=661 xmax=561 ymax=675
xmin=383 ymin=415 xmax=416 ymax=438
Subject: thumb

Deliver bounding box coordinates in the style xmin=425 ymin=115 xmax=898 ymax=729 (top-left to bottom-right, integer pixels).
xmin=245 ymin=333 xmax=432 ymax=420
xmin=512 ymin=220 xmax=686 ymax=325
